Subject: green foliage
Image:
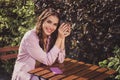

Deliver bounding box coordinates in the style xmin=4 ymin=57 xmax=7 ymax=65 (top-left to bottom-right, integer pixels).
xmin=0 ymin=0 xmax=120 ymax=79
xmin=0 ymin=0 xmax=35 ymax=47
xmin=35 ymin=0 xmax=120 ymax=64
xmin=99 ymin=46 xmax=120 ymax=79
xmin=0 ymin=0 xmax=35 ymax=78
xmin=1 ymin=59 xmax=15 ymax=74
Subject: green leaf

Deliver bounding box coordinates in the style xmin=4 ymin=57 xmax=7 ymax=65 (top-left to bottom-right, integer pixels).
xmin=107 ymin=62 xmax=114 ymax=68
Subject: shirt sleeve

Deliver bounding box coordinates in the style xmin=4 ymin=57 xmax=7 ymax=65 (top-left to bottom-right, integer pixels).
xmin=58 ymin=50 xmax=66 ymax=63
xmin=24 ymin=31 xmax=60 ymax=66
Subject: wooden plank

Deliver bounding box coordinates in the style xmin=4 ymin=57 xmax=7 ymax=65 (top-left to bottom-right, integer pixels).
xmin=0 ymin=53 xmax=17 ymax=61
xmin=0 ymin=46 xmax=19 ymax=53
xmin=62 ymin=65 xmax=99 ymax=80
xmin=64 ymin=58 xmax=72 ymax=61
xmin=42 ymin=61 xmax=84 ymax=79
xmin=33 ymin=59 xmax=79 ymax=78
xmin=63 ymin=59 xmax=78 ymax=67
xmin=75 ymin=65 xmax=99 ymax=80
xmin=28 ymin=67 xmax=44 ymax=74
xmin=35 ymin=69 xmax=50 ymax=76
xmin=52 ymin=58 xmax=73 ymax=68
xmin=49 ymin=63 xmax=92 ymax=80
xmin=41 ymin=71 xmax=55 ymax=79
xmin=53 ymin=59 xmax=79 ymax=72
xmin=28 ymin=58 xmax=72 ymax=76
xmin=0 ymin=46 xmax=19 ymax=61
xmin=33 ymin=58 xmax=82 ymax=78
xmin=93 ymin=69 xmax=116 ymax=80
xmin=74 ymin=67 xmax=108 ymax=80
xmin=83 ymin=67 xmax=108 ymax=80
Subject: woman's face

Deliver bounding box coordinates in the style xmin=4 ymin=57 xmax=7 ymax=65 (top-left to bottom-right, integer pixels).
xmin=42 ymin=15 xmax=59 ymax=37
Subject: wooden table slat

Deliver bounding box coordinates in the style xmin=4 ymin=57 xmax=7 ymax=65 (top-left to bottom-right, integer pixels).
xmin=64 ymin=58 xmax=72 ymax=61
xmin=35 ymin=70 xmax=50 ymax=76
xmin=41 ymin=61 xmax=83 ymax=79
xmin=62 ymin=65 xmax=98 ymax=80
xmin=75 ymin=68 xmax=108 ymax=80
xmin=64 ymin=59 xmax=78 ymax=66
xmin=28 ymin=58 xmax=71 ymax=74
xmin=42 ymin=61 xmax=86 ymax=79
xmin=93 ymin=69 xmax=116 ymax=80
xmin=49 ymin=63 xmax=92 ymax=80
xmin=28 ymin=67 xmax=44 ymax=74
xmin=61 ymin=63 xmax=92 ymax=80
xmin=85 ymin=67 xmax=108 ymax=79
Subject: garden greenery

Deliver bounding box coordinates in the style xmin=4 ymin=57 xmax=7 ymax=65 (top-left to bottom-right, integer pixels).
xmin=0 ymin=0 xmax=120 ymax=79
xmin=99 ymin=46 xmax=120 ymax=79
xmin=0 ymin=0 xmax=35 ymax=79
xmin=34 ymin=0 xmax=120 ymax=64
xmin=0 ymin=0 xmax=35 ymax=47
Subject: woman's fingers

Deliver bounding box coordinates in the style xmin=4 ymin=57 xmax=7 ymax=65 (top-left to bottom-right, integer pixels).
xmin=60 ymin=23 xmax=70 ymax=32
xmin=63 ymin=24 xmax=71 ymax=37
xmin=64 ymin=29 xmax=71 ymax=36
xmin=59 ymin=23 xmax=66 ymax=30
xmin=58 ymin=22 xmax=71 ymax=38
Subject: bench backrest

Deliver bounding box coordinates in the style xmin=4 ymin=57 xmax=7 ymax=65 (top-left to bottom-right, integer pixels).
xmin=0 ymin=46 xmax=19 ymax=61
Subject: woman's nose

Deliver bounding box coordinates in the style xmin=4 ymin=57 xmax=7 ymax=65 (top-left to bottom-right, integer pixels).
xmin=49 ymin=24 xmax=55 ymax=29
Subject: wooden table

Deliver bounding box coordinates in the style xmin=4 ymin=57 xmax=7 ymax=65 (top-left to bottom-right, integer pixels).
xmin=28 ymin=58 xmax=116 ymax=80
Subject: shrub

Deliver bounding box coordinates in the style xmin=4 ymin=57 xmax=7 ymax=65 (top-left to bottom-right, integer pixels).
xmin=0 ymin=0 xmax=35 ymax=78
xmin=34 ymin=0 xmax=120 ymax=64
xmin=99 ymin=46 xmax=120 ymax=79
xmin=0 ymin=0 xmax=35 ymax=47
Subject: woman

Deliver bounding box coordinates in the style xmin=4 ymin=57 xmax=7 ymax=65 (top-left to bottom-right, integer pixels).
xmin=11 ymin=8 xmax=71 ymax=80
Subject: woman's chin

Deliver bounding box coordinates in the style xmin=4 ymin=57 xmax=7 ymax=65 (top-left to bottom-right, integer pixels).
xmin=45 ymin=33 xmax=51 ymax=36
xmin=44 ymin=31 xmax=53 ymax=36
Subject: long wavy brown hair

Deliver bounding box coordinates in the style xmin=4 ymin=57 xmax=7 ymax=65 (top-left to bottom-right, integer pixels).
xmin=35 ymin=8 xmax=60 ymax=52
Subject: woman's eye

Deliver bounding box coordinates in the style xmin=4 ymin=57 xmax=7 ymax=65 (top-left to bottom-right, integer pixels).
xmin=54 ymin=23 xmax=58 ymax=27
xmin=47 ymin=20 xmax=52 ymax=23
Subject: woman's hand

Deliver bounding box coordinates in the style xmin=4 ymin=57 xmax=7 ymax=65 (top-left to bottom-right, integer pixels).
xmin=58 ymin=23 xmax=71 ymax=39
xmin=56 ymin=22 xmax=71 ymax=50
xmin=63 ymin=23 xmax=71 ymax=37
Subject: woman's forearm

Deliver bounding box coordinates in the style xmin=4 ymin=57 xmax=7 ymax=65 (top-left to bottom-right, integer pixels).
xmin=60 ymin=38 xmax=65 ymax=50
xmin=54 ymin=37 xmax=65 ymax=51
xmin=55 ymin=37 xmax=62 ymax=49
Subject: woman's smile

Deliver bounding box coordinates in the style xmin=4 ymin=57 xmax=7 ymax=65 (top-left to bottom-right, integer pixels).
xmin=45 ymin=27 xmax=53 ymax=34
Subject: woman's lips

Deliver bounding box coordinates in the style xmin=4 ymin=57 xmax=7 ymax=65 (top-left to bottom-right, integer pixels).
xmin=46 ymin=28 xmax=52 ymax=33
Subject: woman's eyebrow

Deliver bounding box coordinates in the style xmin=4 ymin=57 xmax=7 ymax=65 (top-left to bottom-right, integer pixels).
xmin=47 ymin=19 xmax=52 ymax=22
xmin=47 ymin=19 xmax=58 ymax=24
xmin=46 ymin=19 xmax=52 ymax=23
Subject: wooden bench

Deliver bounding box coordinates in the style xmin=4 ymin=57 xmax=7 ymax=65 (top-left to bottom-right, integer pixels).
xmin=0 ymin=46 xmax=19 ymax=61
